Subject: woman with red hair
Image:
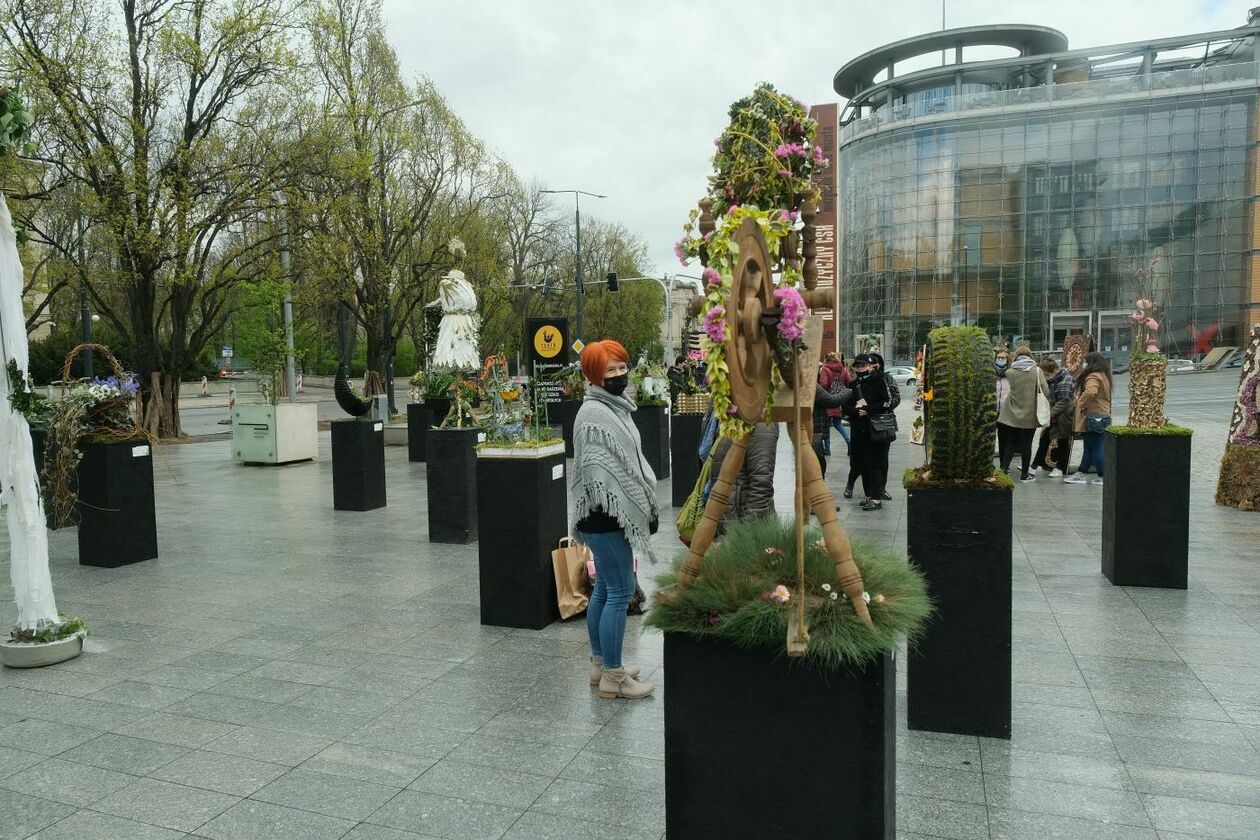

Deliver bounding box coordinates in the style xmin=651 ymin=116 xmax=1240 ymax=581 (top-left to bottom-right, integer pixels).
xmin=571 ymin=339 xmax=658 ymax=700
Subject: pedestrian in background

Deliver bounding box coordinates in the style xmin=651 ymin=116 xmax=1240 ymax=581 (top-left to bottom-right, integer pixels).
xmin=818 ymin=351 xmax=852 ymax=456
xmin=842 ymin=353 xmax=899 ymax=510
xmin=1065 ymin=351 xmax=1112 ymax=486
xmin=997 ymin=347 xmax=1050 ymax=482
xmin=1032 ymin=356 xmax=1075 ymax=477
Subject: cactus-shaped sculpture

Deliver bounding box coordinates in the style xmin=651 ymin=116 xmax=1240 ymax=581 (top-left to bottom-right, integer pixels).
xmin=922 ymin=326 xmax=998 ymax=482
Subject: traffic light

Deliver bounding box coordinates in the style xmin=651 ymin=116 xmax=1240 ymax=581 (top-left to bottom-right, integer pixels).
xmin=606 ymin=272 xmax=618 ymax=292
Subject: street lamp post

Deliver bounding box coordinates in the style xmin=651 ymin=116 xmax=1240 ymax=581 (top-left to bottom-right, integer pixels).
xmin=540 ymin=189 xmax=606 ymax=346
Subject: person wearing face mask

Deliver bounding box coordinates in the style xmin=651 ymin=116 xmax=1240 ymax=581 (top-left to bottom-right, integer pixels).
xmin=993 ymin=348 xmax=1011 ymax=461
xmin=571 ymin=340 xmax=659 ymax=700
xmin=997 ymin=346 xmax=1051 ymax=482
xmin=840 ymin=353 xmax=900 ymax=511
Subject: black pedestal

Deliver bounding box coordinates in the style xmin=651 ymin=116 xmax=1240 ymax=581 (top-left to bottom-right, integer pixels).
xmin=406 ymin=399 xmax=451 ymax=463
xmin=664 ymin=633 xmax=895 ymax=839
xmin=476 ymin=449 xmax=567 ymax=629
xmin=552 ymin=399 xmax=581 ymax=457
xmin=426 ymin=427 xmax=480 ymax=543
xmin=77 ymin=441 xmax=158 ymax=568
xmin=331 ymin=419 xmax=386 ymax=511
xmin=907 ymin=485 xmax=1012 ymax=739
xmin=1103 ymin=432 xmax=1190 ymax=589
xmin=632 ymin=404 xmax=669 ymax=479
xmin=406 ymin=404 xmax=428 ymax=463
xmin=669 ymin=413 xmax=702 ymax=507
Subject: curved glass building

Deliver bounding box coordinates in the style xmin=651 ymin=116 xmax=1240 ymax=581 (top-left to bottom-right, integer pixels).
xmin=833 ymin=14 xmax=1260 ymax=365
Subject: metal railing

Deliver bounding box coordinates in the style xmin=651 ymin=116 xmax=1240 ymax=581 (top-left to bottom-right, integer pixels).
xmin=839 ymin=61 xmax=1259 ymax=146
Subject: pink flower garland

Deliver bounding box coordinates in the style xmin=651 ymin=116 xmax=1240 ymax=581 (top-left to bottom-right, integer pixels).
xmin=773 ymin=287 xmax=807 ymax=342
xmin=704 ymin=305 xmax=727 ymax=343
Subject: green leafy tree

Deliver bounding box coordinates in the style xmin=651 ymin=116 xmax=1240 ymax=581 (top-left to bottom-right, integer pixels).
xmin=293 ymin=0 xmax=500 ymax=390
xmin=2 ymin=0 xmax=306 ymax=437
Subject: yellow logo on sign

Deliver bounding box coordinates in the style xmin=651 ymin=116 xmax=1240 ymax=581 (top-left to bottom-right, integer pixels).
xmin=533 ymin=325 xmax=562 ymax=359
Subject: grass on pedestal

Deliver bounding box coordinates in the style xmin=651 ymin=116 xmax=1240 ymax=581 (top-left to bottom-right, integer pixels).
xmin=646 ymin=516 xmax=931 ymax=672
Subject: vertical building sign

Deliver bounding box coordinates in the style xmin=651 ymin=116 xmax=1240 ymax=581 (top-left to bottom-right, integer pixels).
xmin=809 ymin=103 xmax=840 ymax=353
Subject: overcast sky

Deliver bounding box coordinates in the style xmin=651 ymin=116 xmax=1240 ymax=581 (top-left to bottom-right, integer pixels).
xmin=385 ymin=0 xmax=1244 ymax=275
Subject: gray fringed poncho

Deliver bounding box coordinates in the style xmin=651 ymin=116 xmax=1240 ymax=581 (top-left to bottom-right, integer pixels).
xmin=570 ymin=386 xmax=660 ymax=562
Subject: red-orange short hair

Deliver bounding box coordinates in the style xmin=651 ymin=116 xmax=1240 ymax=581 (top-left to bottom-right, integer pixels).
xmin=580 ymin=339 xmax=629 ymax=386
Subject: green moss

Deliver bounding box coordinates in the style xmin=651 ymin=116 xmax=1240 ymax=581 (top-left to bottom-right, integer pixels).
xmin=645 ymin=517 xmax=932 ymax=672
xmin=903 ymin=466 xmax=1013 ymax=490
xmin=1107 ymin=424 xmax=1193 ymax=437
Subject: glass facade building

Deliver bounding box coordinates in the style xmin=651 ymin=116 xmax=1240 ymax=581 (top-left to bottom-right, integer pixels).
xmin=833 ymin=22 xmax=1260 ymax=365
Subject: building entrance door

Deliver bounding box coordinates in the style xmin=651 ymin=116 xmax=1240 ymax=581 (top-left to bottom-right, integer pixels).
xmin=1097 ymin=311 xmax=1134 ymax=369
xmin=1050 ymin=311 xmax=1092 ymax=352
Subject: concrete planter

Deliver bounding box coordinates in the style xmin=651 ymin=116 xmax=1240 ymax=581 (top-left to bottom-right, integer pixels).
xmin=1 ymin=633 xmax=85 ymax=669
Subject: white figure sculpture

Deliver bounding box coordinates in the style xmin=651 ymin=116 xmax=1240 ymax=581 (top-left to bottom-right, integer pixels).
xmin=0 ymin=195 xmax=60 ymax=632
xmin=429 ymin=237 xmax=480 ymax=371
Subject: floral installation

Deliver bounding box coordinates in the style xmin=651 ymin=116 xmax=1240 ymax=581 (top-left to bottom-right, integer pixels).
xmin=772 ymin=287 xmax=807 ymax=343
xmin=672 ymin=84 xmax=824 ymax=439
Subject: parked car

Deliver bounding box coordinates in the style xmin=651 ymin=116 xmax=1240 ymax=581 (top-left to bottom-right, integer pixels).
xmin=1167 ymin=359 xmax=1198 ymax=374
xmin=886 ymin=366 xmax=918 ymax=386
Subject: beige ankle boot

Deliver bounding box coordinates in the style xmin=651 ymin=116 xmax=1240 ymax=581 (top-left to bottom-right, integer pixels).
xmin=598 ymin=667 xmax=655 ymax=700
xmin=589 ymin=657 xmax=639 ymax=686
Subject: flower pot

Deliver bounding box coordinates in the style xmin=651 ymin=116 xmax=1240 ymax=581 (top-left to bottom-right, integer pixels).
xmin=1103 ymin=431 xmax=1190 ymax=588
xmin=426 ymin=427 xmax=481 ymax=543
xmin=664 ymin=632 xmax=895 ymax=839
xmin=77 ymin=440 xmax=158 ymax=568
xmin=632 ymin=403 xmax=670 ymax=479
xmin=670 ymin=413 xmax=703 ymax=507
xmin=232 ymin=402 xmax=317 ymax=464
xmin=331 ymin=418 xmax=386 ymax=511
xmin=0 ymin=633 xmax=85 ymax=669
xmin=476 ymin=446 xmax=568 ymax=629
xmin=906 ymin=484 xmax=1013 ymax=739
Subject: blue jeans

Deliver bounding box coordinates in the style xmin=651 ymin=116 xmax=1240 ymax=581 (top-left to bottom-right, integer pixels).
xmin=1078 ymin=431 xmax=1104 ymax=476
xmin=579 ymin=529 xmax=635 ymax=669
xmin=823 ymin=416 xmax=850 ymax=454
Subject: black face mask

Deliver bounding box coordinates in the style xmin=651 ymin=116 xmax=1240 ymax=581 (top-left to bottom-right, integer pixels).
xmin=603 ymin=373 xmax=629 ymax=397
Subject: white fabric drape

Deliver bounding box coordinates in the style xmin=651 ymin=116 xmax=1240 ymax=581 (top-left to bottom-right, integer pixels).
xmin=0 ymin=193 xmax=60 ymax=630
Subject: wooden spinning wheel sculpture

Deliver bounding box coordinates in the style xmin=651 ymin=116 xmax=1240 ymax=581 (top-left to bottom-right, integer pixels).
xmin=662 ymin=201 xmax=872 ymax=650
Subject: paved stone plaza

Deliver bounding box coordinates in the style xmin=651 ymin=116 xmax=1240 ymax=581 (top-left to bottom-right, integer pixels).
xmin=1 ymin=372 xmax=1259 ymax=839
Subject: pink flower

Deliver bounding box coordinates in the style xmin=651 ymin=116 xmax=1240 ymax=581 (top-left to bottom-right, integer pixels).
xmin=779 ymin=169 xmax=792 ymax=178
xmin=1146 ymin=342 xmax=1159 ymax=353
xmin=771 ymin=585 xmax=791 ymax=603
xmin=779 ymin=211 xmax=791 ymax=221
xmin=773 ymin=286 xmax=807 ymax=342
xmin=726 ymin=405 xmax=738 ymax=415
xmin=1136 ymin=297 xmax=1152 ymax=309
xmin=812 ymin=145 xmax=824 ymax=163
xmin=702 ymin=267 xmax=721 ymax=287
xmin=725 ymin=204 xmax=740 ymax=217
xmin=1131 ymin=312 xmax=1144 ymax=322
xmin=674 ymin=240 xmax=688 ymax=266
xmin=1145 ymin=318 xmax=1159 ymax=329
xmin=704 ymin=305 xmax=727 ymax=342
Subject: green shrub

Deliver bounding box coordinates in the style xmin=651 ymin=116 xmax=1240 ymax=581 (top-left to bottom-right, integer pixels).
xmin=921 ymin=326 xmax=996 ymax=482
xmin=1108 ymin=423 xmax=1192 ymax=437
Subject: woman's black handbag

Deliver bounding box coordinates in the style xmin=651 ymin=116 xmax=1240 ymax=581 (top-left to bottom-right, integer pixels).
xmin=868 ymin=413 xmax=898 ymax=443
